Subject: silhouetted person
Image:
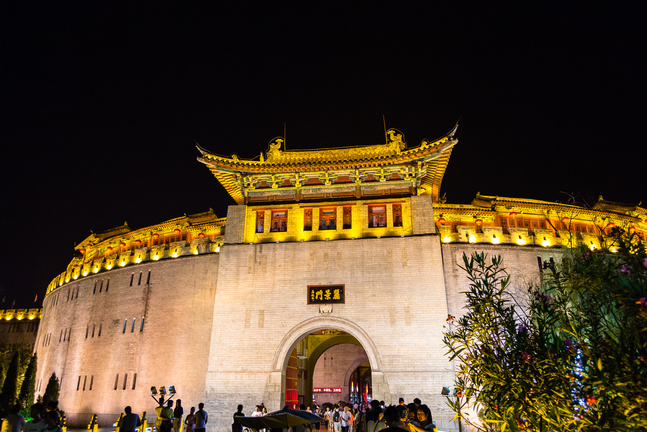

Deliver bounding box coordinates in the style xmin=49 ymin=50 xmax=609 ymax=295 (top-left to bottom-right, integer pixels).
xmin=1 ymin=404 xmax=26 ymax=432
xmin=118 ymin=406 xmax=141 ymax=432
xmin=195 ymin=403 xmax=208 ymax=432
xmin=232 ymin=405 xmax=245 ymax=432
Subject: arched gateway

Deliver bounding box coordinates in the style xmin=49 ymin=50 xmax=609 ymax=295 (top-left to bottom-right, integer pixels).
xmin=36 ymin=126 xmax=643 ymax=432
xmin=268 ymin=316 xmax=385 ymax=407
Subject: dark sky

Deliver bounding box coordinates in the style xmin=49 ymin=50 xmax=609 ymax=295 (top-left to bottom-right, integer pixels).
xmin=1 ymin=2 xmax=646 ymax=307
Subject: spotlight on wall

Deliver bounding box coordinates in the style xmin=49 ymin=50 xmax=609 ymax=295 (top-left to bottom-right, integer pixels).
xmin=169 ymin=385 xmax=176 ymax=394
xmin=151 ymin=386 xmax=158 ymax=395
xmin=441 ymin=387 xmax=451 ymax=396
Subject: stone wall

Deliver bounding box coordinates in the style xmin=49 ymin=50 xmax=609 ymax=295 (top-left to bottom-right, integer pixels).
xmin=35 ymin=199 xmax=567 ymax=432
xmin=36 ymin=254 xmax=219 ymax=427
xmin=204 ymin=231 xmax=454 ymax=431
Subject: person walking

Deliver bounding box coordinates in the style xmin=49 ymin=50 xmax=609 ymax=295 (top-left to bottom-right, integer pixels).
xmin=118 ymin=406 xmax=142 ymax=432
xmin=340 ymin=407 xmax=351 ymax=432
xmin=194 ymin=403 xmax=208 ymax=432
xmin=332 ymin=407 xmax=342 ymax=432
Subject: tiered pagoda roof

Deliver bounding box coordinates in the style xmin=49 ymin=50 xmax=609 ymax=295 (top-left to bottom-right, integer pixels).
xmin=197 ymin=125 xmax=458 ymax=204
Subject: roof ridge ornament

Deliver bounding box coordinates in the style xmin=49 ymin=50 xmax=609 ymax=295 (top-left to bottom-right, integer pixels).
xmin=386 ymin=128 xmax=406 ymax=153
xmin=265 ymin=137 xmax=285 ymax=163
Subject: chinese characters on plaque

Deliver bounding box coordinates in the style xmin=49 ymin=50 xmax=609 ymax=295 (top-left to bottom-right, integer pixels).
xmin=308 ymin=285 xmax=345 ymax=304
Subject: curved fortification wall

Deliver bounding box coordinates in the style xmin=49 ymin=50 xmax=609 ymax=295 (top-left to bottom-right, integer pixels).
xmin=33 ymin=130 xmax=646 ymax=432
xmin=37 ymin=254 xmax=219 ymax=427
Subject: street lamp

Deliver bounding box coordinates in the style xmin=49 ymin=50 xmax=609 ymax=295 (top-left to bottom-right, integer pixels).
xmin=151 ymin=385 xmax=177 ymax=406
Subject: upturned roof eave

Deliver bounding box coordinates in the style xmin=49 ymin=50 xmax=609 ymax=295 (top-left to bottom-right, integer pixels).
xmin=196 ymin=125 xmax=458 ymax=174
xmin=199 ymin=140 xmax=456 ymax=174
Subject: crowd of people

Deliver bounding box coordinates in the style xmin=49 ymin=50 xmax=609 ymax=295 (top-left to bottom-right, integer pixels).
xmin=140 ymin=399 xmax=208 ymax=432
xmin=315 ymin=398 xmax=436 ymax=432
xmin=3 ymin=397 xmax=435 ymax=432
xmin=1 ymin=401 xmax=64 ymax=432
xmin=235 ymin=398 xmax=437 ymax=432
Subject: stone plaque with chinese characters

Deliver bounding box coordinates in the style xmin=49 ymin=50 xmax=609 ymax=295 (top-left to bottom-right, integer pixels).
xmin=308 ymin=285 xmax=345 ymax=304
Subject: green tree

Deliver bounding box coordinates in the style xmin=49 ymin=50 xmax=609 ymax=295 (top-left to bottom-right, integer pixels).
xmin=18 ymin=353 xmax=37 ymax=407
xmin=444 ymin=229 xmax=647 ymax=431
xmin=42 ymin=372 xmax=60 ymax=406
xmin=0 ymin=352 xmax=21 ymax=408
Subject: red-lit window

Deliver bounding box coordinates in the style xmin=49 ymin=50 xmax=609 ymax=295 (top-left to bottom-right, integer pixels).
xmin=393 ymin=204 xmax=402 ymax=227
xmin=256 ymin=211 xmax=265 ymax=233
xmin=343 ymin=206 xmax=352 ymax=229
xmin=320 ymin=208 xmax=336 ymax=230
xmin=368 ymin=205 xmax=386 ymax=228
xmin=303 ymin=209 xmax=312 ymax=231
xmin=270 ymin=210 xmax=287 ymax=232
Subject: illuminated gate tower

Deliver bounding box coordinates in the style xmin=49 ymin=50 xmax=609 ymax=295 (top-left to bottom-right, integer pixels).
xmin=37 ymin=124 xmax=647 ymax=432
xmin=196 ymin=127 xmax=457 ymax=421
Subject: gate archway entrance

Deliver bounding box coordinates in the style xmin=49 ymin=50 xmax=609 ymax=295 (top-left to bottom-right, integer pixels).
xmin=267 ymin=316 xmax=389 ymax=409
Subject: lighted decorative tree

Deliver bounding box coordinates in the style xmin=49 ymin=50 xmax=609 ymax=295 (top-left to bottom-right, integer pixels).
xmin=0 ymin=352 xmax=21 ymax=408
xmin=19 ymin=353 xmax=37 ymax=407
xmin=444 ymin=228 xmax=647 ymax=431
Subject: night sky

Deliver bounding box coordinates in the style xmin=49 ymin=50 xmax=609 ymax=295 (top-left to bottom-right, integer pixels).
xmin=2 ymin=2 xmax=646 ymax=307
